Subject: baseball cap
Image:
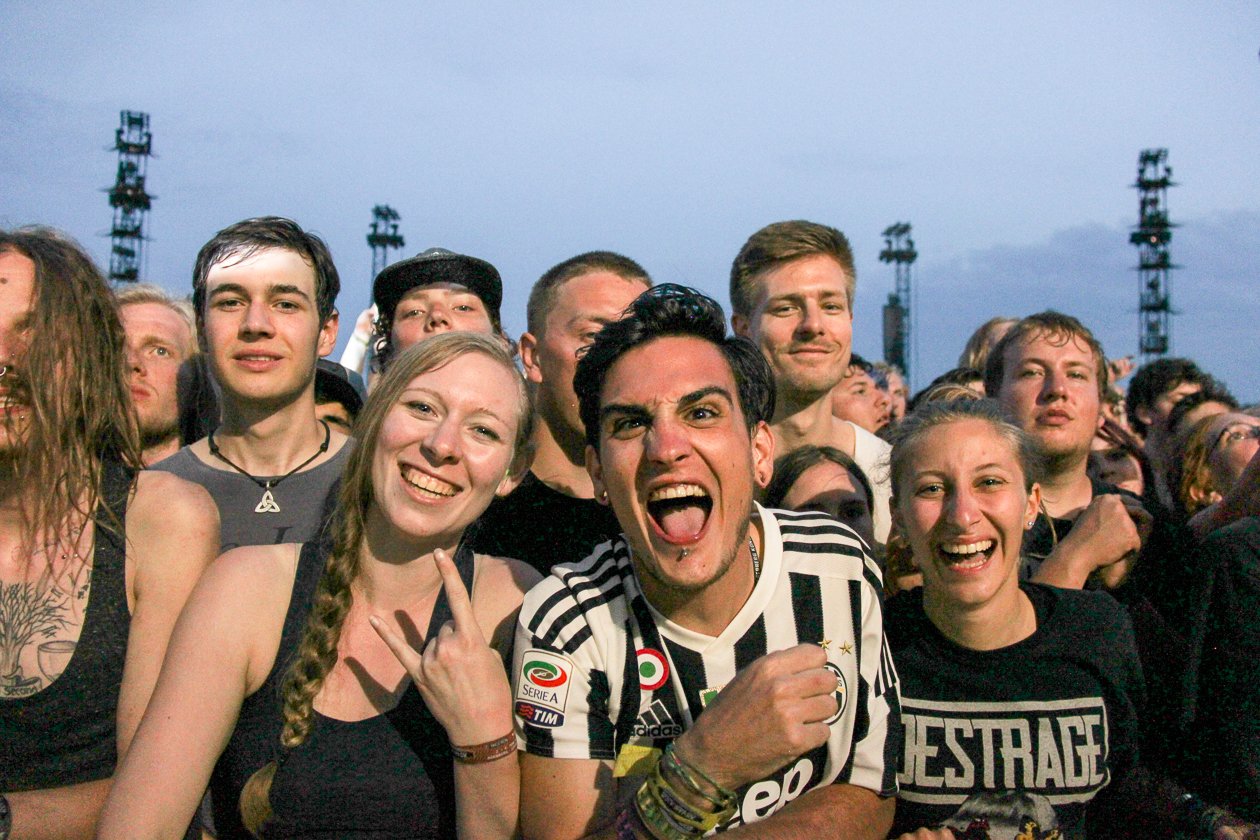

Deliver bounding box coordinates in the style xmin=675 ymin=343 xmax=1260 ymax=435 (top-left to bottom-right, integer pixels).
xmin=372 ymin=247 xmax=503 ymax=327
xmin=315 ymin=359 xmax=367 ymax=416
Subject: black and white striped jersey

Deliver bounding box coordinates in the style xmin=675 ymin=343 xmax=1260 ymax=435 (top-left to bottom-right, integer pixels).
xmin=512 ymin=504 xmax=901 ymax=829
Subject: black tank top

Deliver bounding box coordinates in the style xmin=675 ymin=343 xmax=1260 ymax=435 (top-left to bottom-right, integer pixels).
xmin=0 ymin=458 xmax=134 ymax=790
xmin=210 ymin=540 xmax=475 ymax=840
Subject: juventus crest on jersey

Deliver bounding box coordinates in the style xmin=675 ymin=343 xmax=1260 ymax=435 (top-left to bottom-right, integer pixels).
xmin=512 ymin=505 xmax=902 ymax=829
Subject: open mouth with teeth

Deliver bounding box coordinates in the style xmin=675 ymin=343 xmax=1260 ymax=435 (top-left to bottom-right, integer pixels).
xmin=0 ymin=387 xmax=31 ymax=417
xmin=401 ymin=465 xmax=458 ymax=499
xmin=936 ymin=539 xmax=995 ymax=571
xmin=646 ymin=483 xmax=713 ymax=545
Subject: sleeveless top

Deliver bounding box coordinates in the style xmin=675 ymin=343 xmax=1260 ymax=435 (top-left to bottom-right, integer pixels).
xmin=0 ymin=458 xmax=134 ymax=790
xmin=209 ymin=540 xmax=475 ymax=840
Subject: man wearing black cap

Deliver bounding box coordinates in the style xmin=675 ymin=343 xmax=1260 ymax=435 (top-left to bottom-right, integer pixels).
xmin=370 ymin=246 xmax=509 ymax=371
xmin=314 ymin=359 xmax=366 ymax=435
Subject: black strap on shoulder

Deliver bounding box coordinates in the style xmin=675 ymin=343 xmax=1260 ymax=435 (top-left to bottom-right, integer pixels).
xmin=424 ymin=540 xmax=476 ymax=639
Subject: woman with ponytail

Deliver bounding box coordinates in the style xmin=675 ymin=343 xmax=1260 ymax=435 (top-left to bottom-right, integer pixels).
xmin=99 ymin=332 xmax=541 ymax=839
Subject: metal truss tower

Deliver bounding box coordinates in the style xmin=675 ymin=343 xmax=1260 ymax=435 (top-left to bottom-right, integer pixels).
xmin=880 ymin=222 xmax=917 ymax=385
xmin=106 ymin=111 xmax=154 ymax=283
xmin=1129 ymin=149 xmax=1176 ymax=363
xmin=367 ymin=205 xmax=405 ymax=280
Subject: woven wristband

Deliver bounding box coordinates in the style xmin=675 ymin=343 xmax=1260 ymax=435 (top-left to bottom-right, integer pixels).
xmin=450 ymin=732 xmax=517 ymax=765
xmin=663 ymin=744 xmax=737 ymax=810
xmin=635 ymin=780 xmax=702 ymax=840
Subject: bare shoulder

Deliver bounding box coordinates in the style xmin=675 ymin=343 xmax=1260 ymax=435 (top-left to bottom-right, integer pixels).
xmin=165 ymin=543 xmax=303 ymax=695
xmin=129 ymin=469 xmax=219 ymax=531
xmin=125 ymin=470 xmax=219 ymax=605
xmin=472 ymin=555 xmax=543 ymax=653
xmin=198 ymin=543 xmax=300 ymax=606
xmin=473 ymin=554 xmax=544 ymax=608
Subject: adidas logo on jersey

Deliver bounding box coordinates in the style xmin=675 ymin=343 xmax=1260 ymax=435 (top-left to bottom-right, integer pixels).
xmin=632 ymin=699 xmax=684 ymax=738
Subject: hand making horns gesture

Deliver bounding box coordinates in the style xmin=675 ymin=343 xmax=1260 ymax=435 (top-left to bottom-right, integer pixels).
xmin=370 ymin=549 xmax=514 ymax=746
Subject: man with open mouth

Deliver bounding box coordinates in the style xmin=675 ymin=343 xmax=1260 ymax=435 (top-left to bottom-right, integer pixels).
xmin=513 ymin=284 xmax=900 ymax=838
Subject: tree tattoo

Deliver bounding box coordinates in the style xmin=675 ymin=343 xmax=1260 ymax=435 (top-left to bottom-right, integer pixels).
xmin=0 ymin=581 xmax=73 ymax=696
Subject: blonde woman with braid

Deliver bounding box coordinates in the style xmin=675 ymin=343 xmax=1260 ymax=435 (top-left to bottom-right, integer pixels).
xmin=99 ymin=332 xmax=540 ymax=840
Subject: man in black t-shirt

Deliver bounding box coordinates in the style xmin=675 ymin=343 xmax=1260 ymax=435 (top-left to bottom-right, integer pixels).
xmin=468 ymin=252 xmax=650 ymax=573
xmin=984 ymin=311 xmax=1151 ymax=587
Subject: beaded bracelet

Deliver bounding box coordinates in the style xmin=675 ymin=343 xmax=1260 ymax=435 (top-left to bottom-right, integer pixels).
xmin=450 ymin=732 xmax=517 ymax=765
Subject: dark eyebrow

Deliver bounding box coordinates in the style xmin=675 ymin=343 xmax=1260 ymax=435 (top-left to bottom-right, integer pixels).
xmin=599 ymin=403 xmax=652 ymax=425
xmin=206 ymin=282 xmax=248 ymax=299
xmin=678 ymin=386 xmax=734 ymax=408
xmin=207 ymin=282 xmax=312 ymax=302
xmin=268 ymin=283 xmax=312 ymax=302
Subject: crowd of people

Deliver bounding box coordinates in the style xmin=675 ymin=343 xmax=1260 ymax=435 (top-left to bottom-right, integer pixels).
xmin=0 ymin=216 xmax=1255 ymax=840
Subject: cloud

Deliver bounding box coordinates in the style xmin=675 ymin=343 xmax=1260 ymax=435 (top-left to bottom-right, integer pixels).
xmin=903 ymin=211 xmax=1260 ymax=401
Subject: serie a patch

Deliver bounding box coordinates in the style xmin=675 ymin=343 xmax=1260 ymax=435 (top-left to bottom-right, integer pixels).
xmin=515 ymin=649 xmax=573 ymax=729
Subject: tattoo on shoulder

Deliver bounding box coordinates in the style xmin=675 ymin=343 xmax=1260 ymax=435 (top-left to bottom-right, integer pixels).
xmin=0 ymin=582 xmax=77 ymax=698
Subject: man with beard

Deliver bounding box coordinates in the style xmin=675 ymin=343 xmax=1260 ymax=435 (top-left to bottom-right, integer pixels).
xmin=729 ymin=220 xmax=891 ymax=544
xmin=515 ymin=285 xmax=899 ymax=838
xmin=0 ymin=228 xmax=217 ymax=838
xmin=115 ymin=285 xmax=198 ymax=466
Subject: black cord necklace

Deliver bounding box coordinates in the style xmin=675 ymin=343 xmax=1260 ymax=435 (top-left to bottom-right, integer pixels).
xmin=208 ymin=420 xmax=331 ymax=514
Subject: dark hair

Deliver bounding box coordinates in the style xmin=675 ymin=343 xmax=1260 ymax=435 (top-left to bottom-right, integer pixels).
xmin=192 ymin=216 xmax=340 ymax=326
xmin=526 ymin=251 xmax=651 ymax=336
xmin=1087 ymin=417 xmax=1155 ymax=498
xmin=0 ymin=227 xmax=141 ymax=576
xmin=574 ymin=284 xmax=775 ymax=449
xmin=763 ymin=445 xmax=875 ymax=517
xmin=176 ymin=355 xmax=220 ymax=445
xmin=1166 ymin=380 xmax=1239 ymax=439
xmin=889 ymin=399 xmax=1046 ymax=498
xmin=729 ymin=220 xmax=855 ymax=318
xmin=1125 ymin=358 xmax=1209 ymax=436
xmin=983 ymin=311 xmax=1108 ymax=400
xmin=907 ymin=367 xmax=983 ymax=412
xmin=847 ymin=353 xmax=874 ymax=375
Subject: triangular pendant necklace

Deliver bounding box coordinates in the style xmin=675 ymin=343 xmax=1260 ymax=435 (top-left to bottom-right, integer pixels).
xmin=255 ymin=487 xmax=282 ymax=514
xmin=208 ymin=421 xmax=332 ymax=515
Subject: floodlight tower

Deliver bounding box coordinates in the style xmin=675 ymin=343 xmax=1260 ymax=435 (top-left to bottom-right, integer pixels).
xmin=1129 ymin=149 xmax=1176 ymax=364
xmin=880 ymin=222 xmax=917 ymax=385
xmin=106 ymin=111 xmax=154 ymax=283
xmin=367 ymin=205 xmax=405 ymax=280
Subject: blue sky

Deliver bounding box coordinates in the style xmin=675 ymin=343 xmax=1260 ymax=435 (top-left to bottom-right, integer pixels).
xmin=3 ymin=2 xmax=1257 ymax=396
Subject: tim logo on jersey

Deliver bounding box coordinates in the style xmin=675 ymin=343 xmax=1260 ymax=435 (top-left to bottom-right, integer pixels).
xmin=898 ymin=696 xmax=1111 ymax=806
xmin=515 ymin=649 xmax=572 ymax=729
